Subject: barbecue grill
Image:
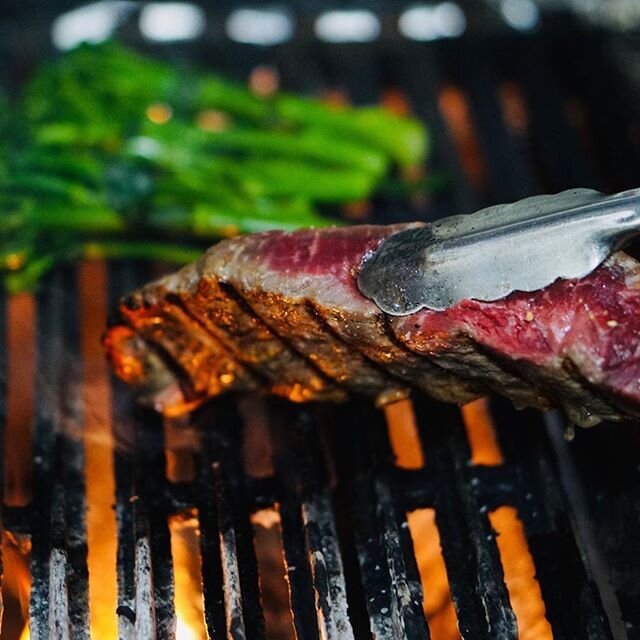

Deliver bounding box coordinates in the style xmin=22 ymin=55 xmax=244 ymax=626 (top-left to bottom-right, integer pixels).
xmin=2 ymin=2 xmax=640 ymax=638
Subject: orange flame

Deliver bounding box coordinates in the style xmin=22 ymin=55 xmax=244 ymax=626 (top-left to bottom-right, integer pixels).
xmin=387 ymin=397 xmax=552 ymax=638
xmin=385 ymin=399 xmax=424 ymax=469
xmin=2 ymin=531 xmax=31 ymax=640
xmin=79 ymin=261 xmax=118 ymax=639
xmin=251 ymin=507 xmax=295 ymax=640
xmin=3 ymin=294 xmax=35 ymax=640
xmin=406 ymin=509 xmax=458 ymax=640
xmin=169 ymin=512 xmax=207 ymax=640
xmin=164 ymin=417 xmax=199 ymax=484
xmin=498 ymin=82 xmax=530 ymax=138
xmin=461 ymin=398 xmax=504 ymax=466
xmin=490 ymin=507 xmax=552 ymax=640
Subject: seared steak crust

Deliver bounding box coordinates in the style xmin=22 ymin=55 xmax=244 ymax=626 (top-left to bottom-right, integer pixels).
xmin=104 ymin=224 xmax=640 ymax=426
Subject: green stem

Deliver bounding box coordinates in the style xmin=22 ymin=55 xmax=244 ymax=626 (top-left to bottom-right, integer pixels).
xmin=274 ymin=98 xmax=428 ymax=167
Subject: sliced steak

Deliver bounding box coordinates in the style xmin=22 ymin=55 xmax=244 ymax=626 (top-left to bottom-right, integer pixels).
xmin=104 ymin=225 xmax=640 ymax=426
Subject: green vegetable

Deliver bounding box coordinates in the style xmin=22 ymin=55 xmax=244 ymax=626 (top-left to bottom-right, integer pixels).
xmin=274 ymin=99 xmax=428 ymax=168
xmin=1 ymin=42 xmax=431 ymax=291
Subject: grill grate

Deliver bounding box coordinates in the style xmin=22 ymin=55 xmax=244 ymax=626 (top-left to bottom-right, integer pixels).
xmin=2 ymin=17 xmax=640 ymax=640
xmin=1 ymin=268 xmax=635 ymax=639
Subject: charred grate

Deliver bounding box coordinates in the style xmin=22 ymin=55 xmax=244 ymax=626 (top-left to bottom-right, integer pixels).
xmin=2 ymin=18 xmax=640 ymax=640
xmin=0 ymin=262 xmax=637 ymax=639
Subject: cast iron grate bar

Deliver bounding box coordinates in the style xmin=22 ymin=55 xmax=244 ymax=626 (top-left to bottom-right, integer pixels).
xmin=109 ymin=261 xmax=178 ymax=640
xmin=272 ymin=429 xmax=322 ymax=639
xmin=110 ymin=261 xmax=152 ymax=639
xmin=270 ymin=402 xmax=354 ymax=640
xmin=195 ymin=397 xmax=264 ymax=640
xmin=414 ymin=398 xmax=519 ymax=640
xmin=30 ymin=272 xmax=70 ymax=639
xmin=138 ymin=416 xmax=176 ymax=640
xmin=335 ymin=401 xmax=429 ymax=640
xmin=59 ymin=266 xmax=90 ymax=640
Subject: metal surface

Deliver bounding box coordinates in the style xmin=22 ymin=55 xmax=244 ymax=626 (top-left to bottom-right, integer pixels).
xmin=358 ymin=188 xmax=640 ymax=314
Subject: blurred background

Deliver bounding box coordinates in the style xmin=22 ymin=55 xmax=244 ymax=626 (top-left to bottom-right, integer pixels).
xmin=2 ymin=0 xmax=640 ymax=292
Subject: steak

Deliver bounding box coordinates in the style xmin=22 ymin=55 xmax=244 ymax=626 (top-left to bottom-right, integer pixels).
xmin=104 ymin=224 xmax=640 ymax=426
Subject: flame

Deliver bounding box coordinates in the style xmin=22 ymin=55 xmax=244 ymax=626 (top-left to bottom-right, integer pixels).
xmin=176 ymin=617 xmax=200 ymax=640
xmin=2 ymin=531 xmax=32 ymax=640
xmin=406 ymin=509 xmax=458 ymax=640
xmin=386 ymin=400 xmax=457 ymax=638
xmin=164 ymin=416 xmax=199 ymax=484
xmin=381 ymin=89 xmax=411 ymax=117
xmin=490 ymin=508 xmax=552 ymax=640
xmin=498 ymin=82 xmax=530 ymax=137
xmin=323 ymin=89 xmax=350 ymax=108
xmin=251 ymin=507 xmax=295 ymax=640
xmin=169 ymin=513 xmax=207 ymax=640
xmin=461 ymin=398 xmax=503 ymax=466
xmin=3 ymin=294 xmax=34 ymax=640
xmin=79 ymin=261 xmax=118 ymax=639
xmin=237 ymin=395 xmax=274 ymax=479
xmin=384 ymin=399 xmax=424 ymax=469
xmin=343 ymin=200 xmax=371 ymax=221
xmin=18 ymin=626 xmax=30 ymax=640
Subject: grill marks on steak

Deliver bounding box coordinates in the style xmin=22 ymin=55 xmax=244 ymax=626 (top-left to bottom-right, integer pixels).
xmin=104 ymin=225 xmax=640 ymax=425
xmin=206 ymin=229 xmax=470 ymax=404
xmin=106 ymin=296 xmax=256 ymax=415
xmin=233 ymin=286 xmax=400 ymax=400
xmin=153 ymin=266 xmax=343 ymax=405
xmin=167 ymin=229 xmax=401 ymax=402
xmin=219 ymin=227 xmax=480 ymax=405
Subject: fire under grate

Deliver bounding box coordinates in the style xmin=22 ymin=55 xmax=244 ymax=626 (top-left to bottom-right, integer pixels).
xmin=2 ymin=18 xmax=640 ymax=640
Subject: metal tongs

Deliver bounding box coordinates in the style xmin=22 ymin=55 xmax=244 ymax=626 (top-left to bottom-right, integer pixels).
xmin=358 ymin=188 xmax=640 ymax=315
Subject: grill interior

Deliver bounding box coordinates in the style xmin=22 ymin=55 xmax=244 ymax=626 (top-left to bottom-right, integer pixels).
xmin=2 ymin=6 xmax=640 ymax=639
